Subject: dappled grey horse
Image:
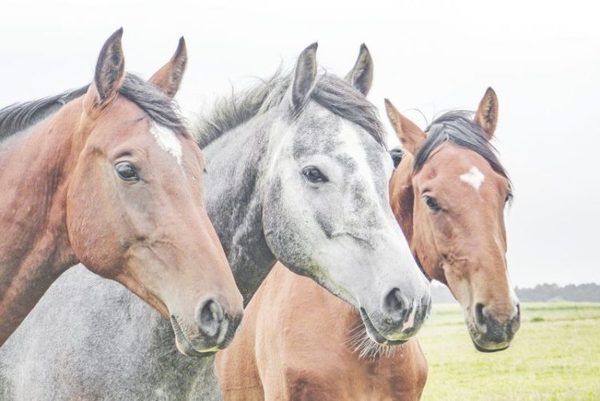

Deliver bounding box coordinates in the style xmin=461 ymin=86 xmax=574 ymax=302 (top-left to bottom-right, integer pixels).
xmin=0 ymin=44 xmax=430 ymax=400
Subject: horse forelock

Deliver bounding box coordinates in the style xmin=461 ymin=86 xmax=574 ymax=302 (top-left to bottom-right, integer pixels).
xmin=415 ymin=110 xmax=511 ymax=188
xmin=118 ymin=74 xmax=187 ymax=137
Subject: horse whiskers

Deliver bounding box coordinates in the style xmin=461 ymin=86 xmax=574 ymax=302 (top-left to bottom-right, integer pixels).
xmin=346 ymin=322 xmax=401 ymax=360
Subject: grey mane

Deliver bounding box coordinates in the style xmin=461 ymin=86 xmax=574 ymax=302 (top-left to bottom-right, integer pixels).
xmin=416 ymin=110 xmax=510 ymax=184
xmin=0 ymin=73 xmax=187 ymax=142
xmin=194 ymin=70 xmax=386 ymax=149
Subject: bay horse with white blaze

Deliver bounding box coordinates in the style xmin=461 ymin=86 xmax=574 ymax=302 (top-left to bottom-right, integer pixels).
xmin=216 ymin=88 xmax=520 ymax=401
xmin=0 ymin=44 xmax=430 ymax=401
xmin=0 ymin=29 xmax=243 ymax=354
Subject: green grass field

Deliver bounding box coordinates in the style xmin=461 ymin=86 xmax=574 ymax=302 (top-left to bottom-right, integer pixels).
xmin=419 ymin=303 xmax=600 ymax=401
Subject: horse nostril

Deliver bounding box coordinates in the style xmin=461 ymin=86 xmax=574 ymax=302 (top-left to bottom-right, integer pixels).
xmin=383 ymin=288 xmax=406 ymax=321
xmin=475 ymin=302 xmax=486 ymax=326
xmin=509 ymin=303 xmax=522 ymax=336
xmin=198 ymin=299 xmax=224 ymax=338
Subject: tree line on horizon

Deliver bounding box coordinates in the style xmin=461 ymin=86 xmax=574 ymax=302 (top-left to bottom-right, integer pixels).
xmin=431 ymin=282 xmax=600 ymax=303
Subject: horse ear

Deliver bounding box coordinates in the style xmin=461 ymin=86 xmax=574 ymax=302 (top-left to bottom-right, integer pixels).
xmin=384 ymin=99 xmax=426 ymax=155
xmin=345 ymin=43 xmax=373 ymax=96
xmin=474 ymin=87 xmax=498 ymax=140
xmin=291 ymin=42 xmax=318 ymax=111
xmin=149 ymin=37 xmax=188 ymax=98
xmin=389 ymin=148 xmax=404 ymax=168
xmin=84 ymin=28 xmax=125 ymax=112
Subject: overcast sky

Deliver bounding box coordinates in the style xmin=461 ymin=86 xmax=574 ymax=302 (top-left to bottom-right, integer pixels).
xmin=2 ymin=0 xmax=598 ymax=286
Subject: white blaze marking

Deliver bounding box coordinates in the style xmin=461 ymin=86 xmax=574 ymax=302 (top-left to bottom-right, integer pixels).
xmin=338 ymin=120 xmax=383 ymax=197
xmin=150 ymin=124 xmax=182 ymax=166
xmin=460 ymin=166 xmax=485 ymax=190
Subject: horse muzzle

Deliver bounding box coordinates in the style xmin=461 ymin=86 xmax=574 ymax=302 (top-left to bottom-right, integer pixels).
xmin=170 ymin=298 xmax=243 ymax=357
xmin=469 ymin=302 xmax=521 ymax=352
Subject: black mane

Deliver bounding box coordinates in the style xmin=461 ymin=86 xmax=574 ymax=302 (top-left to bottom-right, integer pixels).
xmin=0 ymin=87 xmax=87 ymax=140
xmin=0 ymin=73 xmax=186 ymax=142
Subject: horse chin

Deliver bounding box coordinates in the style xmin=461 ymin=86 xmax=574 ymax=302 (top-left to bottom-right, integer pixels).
xmin=467 ymin=324 xmax=511 ymax=353
xmin=170 ymin=316 xmax=220 ymax=358
xmin=472 ymin=340 xmax=510 ymax=353
xmin=359 ymin=308 xmax=408 ymax=346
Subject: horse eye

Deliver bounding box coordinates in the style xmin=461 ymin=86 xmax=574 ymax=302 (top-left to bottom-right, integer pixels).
xmin=115 ymin=162 xmax=140 ymax=182
xmin=302 ymin=166 xmax=328 ymax=184
xmin=423 ymin=195 xmax=442 ymax=212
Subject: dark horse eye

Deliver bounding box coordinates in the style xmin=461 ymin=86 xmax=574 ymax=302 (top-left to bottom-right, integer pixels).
xmin=302 ymin=166 xmax=328 ymax=184
xmin=423 ymin=195 xmax=442 ymax=212
xmin=115 ymin=162 xmax=140 ymax=182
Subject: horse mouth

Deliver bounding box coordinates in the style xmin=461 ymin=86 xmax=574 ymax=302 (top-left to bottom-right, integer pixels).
xmin=170 ymin=315 xmax=219 ymax=358
xmin=467 ymin=322 xmax=511 ymax=353
xmin=359 ymin=308 xmax=407 ymax=346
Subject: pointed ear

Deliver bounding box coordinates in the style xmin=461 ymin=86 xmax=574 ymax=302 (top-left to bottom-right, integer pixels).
xmin=291 ymin=42 xmax=318 ymax=111
xmin=345 ymin=43 xmax=373 ymax=96
xmin=389 ymin=148 xmax=404 ymax=168
xmin=149 ymin=37 xmax=188 ymax=98
xmin=84 ymin=28 xmax=125 ymax=112
xmin=384 ymin=99 xmax=426 ymax=155
xmin=474 ymin=87 xmax=498 ymax=140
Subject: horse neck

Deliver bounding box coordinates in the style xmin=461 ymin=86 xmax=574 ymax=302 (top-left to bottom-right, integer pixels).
xmin=0 ymin=100 xmax=81 ymax=345
xmin=202 ymin=113 xmax=278 ymax=304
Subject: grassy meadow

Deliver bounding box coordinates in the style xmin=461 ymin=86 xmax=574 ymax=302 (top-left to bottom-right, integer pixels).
xmin=419 ymin=303 xmax=600 ymax=401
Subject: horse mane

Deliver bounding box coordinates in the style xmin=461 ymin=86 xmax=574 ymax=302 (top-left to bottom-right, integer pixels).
xmin=0 ymin=73 xmax=187 ymax=143
xmin=416 ymin=110 xmax=511 ymax=185
xmin=194 ymin=70 xmax=386 ymax=149
xmin=0 ymin=86 xmax=88 ymax=141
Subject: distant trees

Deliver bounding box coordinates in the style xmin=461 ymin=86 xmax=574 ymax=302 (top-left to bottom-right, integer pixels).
xmin=431 ymin=283 xmax=600 ymax=303
xmin=515 ymin=283 xmax=600 ymax=302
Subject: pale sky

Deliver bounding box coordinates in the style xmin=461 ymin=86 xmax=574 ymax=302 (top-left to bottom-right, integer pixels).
xmin=2 ymin=0 xmax=599 ymax=286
